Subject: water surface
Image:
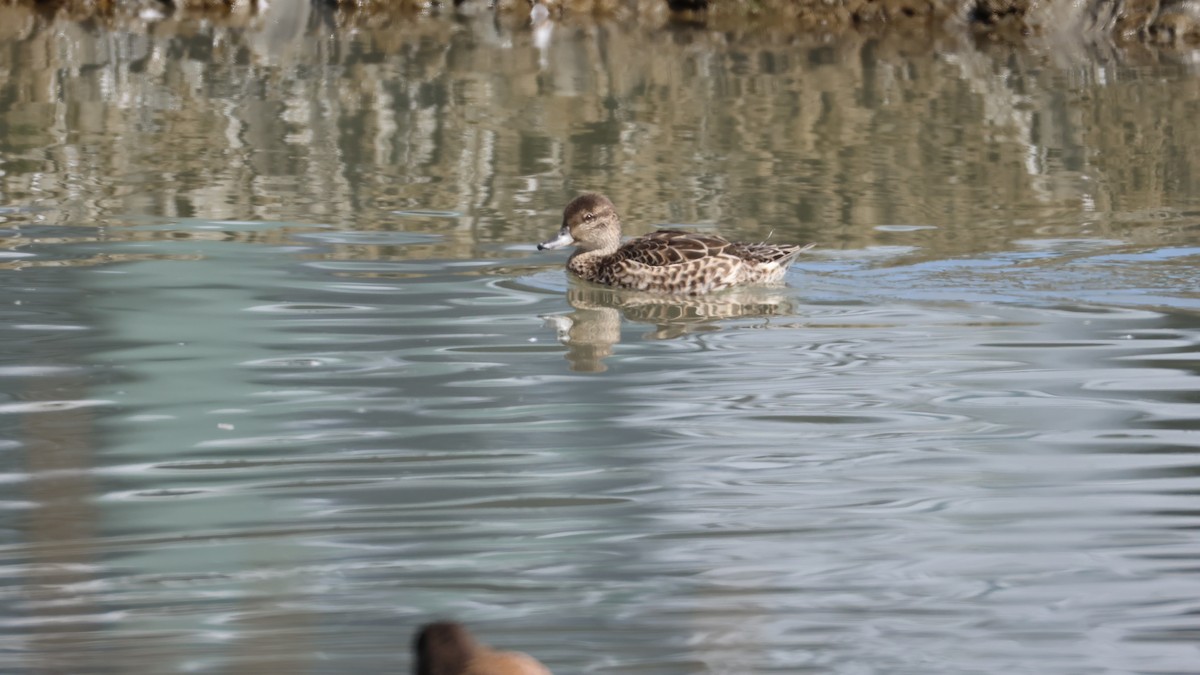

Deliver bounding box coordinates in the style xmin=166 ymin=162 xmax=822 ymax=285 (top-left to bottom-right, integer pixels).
xmin=1 ymin=9 xmax=1199 ymax=674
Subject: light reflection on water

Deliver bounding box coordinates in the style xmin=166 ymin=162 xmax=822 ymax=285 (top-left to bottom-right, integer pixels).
xmin=1 ymin=11 xmax=1199 ymax=675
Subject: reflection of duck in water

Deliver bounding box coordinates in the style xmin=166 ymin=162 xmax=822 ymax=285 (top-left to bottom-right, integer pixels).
xmin=545 ymin=285 xmax=795 ymax=372
xmin=537 ymin=193 xmax=814 ymax=295
xmin=415 ymin=621 xmax=551 ymax=675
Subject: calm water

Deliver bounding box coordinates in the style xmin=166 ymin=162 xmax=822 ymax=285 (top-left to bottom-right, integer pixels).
xmin=2 ymin=6 xmax=1200 ymax=674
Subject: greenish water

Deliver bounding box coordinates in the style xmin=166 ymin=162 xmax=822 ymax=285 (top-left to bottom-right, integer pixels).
xmin=1 ymin=8 xmax=1199 ymax=674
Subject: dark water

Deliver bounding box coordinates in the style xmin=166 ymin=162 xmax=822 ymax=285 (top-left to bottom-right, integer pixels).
xmin=1 ymin=6 xmax=1199 ymax=674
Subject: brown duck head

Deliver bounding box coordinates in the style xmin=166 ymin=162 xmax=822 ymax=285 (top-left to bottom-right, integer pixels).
xmin=537 ymin=193 xmax=622 ymax=254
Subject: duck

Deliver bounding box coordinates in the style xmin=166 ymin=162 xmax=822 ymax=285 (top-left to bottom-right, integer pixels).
xmin=414 ymin=621 xmax=552 ymax=675
xmin=537 ymin=193 xmax=814 ymax=295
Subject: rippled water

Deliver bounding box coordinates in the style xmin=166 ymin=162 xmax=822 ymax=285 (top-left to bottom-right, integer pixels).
xmin=1 ymin=8 xmax=1200 ymax=674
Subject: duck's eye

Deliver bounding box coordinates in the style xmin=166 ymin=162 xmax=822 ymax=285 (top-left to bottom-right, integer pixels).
xmin=583 ymin=212 xmax=594 ymax=222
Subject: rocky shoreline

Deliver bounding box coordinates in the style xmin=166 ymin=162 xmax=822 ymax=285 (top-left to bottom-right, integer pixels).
xmin=5 ymin=0 xmax=1199 ymax=47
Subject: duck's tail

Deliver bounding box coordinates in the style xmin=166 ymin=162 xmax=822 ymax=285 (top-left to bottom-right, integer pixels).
xmin=776 ymin=242 xmax=816 ymax=265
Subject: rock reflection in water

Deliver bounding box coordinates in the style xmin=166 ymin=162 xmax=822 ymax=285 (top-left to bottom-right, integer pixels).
xmin=543 ymin=284 xmax=795 ymax=372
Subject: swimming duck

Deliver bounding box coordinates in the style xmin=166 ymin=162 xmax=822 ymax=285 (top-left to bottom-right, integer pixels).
xmin=414 ymin=621 xmax=552 ymax=675
xmin=537 ymin=193 xmax=814 ymax=295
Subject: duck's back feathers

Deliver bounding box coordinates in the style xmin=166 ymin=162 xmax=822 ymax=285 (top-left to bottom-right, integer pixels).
xmin=465 ymin=651 xmax=551 ymax=675
xmin=610 ymin=229 xmax=734 ymax=267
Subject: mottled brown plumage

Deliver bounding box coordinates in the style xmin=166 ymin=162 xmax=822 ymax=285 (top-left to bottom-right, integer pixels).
xmin=414 ymin=622 xmax=552 ymax=675
xmin=537 ymin=193 xmax=814 ymax=294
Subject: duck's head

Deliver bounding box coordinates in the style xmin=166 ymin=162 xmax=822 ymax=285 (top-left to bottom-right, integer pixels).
xmin=414 ymin=621 xmax=476 ymax=675
xmin=538 ymin=193 xmax=621 ymax=253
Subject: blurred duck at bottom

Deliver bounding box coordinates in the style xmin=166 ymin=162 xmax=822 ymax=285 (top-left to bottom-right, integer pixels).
xmin=414 ymin=621 xmax=552 ymax=675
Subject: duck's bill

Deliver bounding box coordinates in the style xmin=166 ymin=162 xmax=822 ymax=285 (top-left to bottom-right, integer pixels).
xmin=537 ymin=229 xmax=575 ymax=251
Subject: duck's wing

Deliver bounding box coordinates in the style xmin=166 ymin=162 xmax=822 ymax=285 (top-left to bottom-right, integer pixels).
xmin=610 ymin=229 xmax=736 ymax=267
